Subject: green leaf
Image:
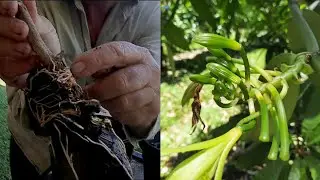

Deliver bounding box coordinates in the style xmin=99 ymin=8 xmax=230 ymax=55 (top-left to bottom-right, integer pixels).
xmin=288 ymin=9 xmax=320 ymax=53
xmin=163 ymin=22 xmax=189 ymax=50
xmin=288 ymin=158 xmax=308 ymax=180
xmin=310 ymin=72 xmax=320 ymax=88
xmin=267 ymin=53 xmax=298 ymax=69
xmin=304 ymin=156 xmax=320 ymax=180
xmin=267 ymin=53 xmax=300 ymax=121
xmin=207 ymin=49 xmax=232 ymax=60
xmin=167 ymin=143 xmax=225 ymax=180
xmin=232 ymin=142 xmax=271 ymax=170
xmin=253 ymin=159 xmax=288 ymax=180
xmin=193 ymin=33 xmax=241 ymax=51
xmin=310 ymin=1 xmax=320 ymax=15
xmin=301 ymin=85 xmax=320 ymax=118
xmin=190 ymin=0 xmax=216 ymax=29
xmin=247 ymin=48 xmax=267 ymax=69
xmin=302 ymin=112 xmax=320 ymax=145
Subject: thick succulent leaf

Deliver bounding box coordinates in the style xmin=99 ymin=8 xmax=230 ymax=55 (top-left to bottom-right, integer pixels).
xmin=167 ymin=143 xmax=224 ymax=180
xmin=288 ymin=9 xmax=320 ymax=53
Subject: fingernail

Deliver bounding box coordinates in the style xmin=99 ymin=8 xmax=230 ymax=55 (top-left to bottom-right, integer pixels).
xmin=71 ymin=62 xmax=86 ymax=75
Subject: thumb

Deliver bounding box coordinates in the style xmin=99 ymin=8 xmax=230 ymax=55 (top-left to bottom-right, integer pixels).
xmin=22 ymin=0 xmax=61 ymax=56
xmin=23 ymin=0 xmax=38 ymax=23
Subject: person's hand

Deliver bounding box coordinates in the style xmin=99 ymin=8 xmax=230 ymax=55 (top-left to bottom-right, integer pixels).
xmin=71 ymin=41 xmax=160 ymax=138
xmin=0 ymin=1 xmax=60 ymax=87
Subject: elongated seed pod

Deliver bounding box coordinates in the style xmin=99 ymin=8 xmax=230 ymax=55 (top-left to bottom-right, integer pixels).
xmin=268 ymin=107 xmax=280 ymax=160
xmin=193 ymin=33 xmax=242 ymax=51
xmin=206 ymin=63 xmax=241 ymax=84
xmin=208 ymin=49 xmax=232 ymax=61
xmin=267 ymin=84 xmax=290 ymax=161
xmin=254 ymin=89 xmax=270 ymax=142
xmin=190 ymin=74 xmax=217 ymax=85
xmin=206 ymin=57 xmax=239 ymax=74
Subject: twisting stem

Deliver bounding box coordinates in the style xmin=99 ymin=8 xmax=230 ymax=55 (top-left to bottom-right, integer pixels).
xmin=17 ymin=3 xmax=53 ymax=67
xmin=240 ymin=47 xmax=250 ymax=81
xmin=280 ymin=79 xmax=289 ymax=99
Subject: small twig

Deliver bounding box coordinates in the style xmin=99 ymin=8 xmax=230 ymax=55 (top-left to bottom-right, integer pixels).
xmin=17 ymin=3 xmax=54 ymax=67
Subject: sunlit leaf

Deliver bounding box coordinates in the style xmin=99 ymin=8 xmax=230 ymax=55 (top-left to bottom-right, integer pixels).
xmin=247 ymin=48 xmax=267 ymax=69
xmin=167 ymin=143 xmax=225 ymax=180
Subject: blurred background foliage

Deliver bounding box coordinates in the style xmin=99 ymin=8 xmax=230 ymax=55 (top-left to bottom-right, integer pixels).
xmin=161 ymin=0 xmax=320 ymax=179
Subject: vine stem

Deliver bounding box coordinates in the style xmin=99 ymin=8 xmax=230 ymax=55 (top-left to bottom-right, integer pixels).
xmin=267 ymin=84 xmax=290 ymax=161
xmin=237 ymin=111 xmax=260 ymax=126
xmin=258 ymin=56 xmax=305 ymax=93
xmin=240 ymin=47 xmax=250 ymax=82
xmin=17 ymin=3 xmax=54 ymax=67
xmin=231 ymin=58 xmax=280 ymax=79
